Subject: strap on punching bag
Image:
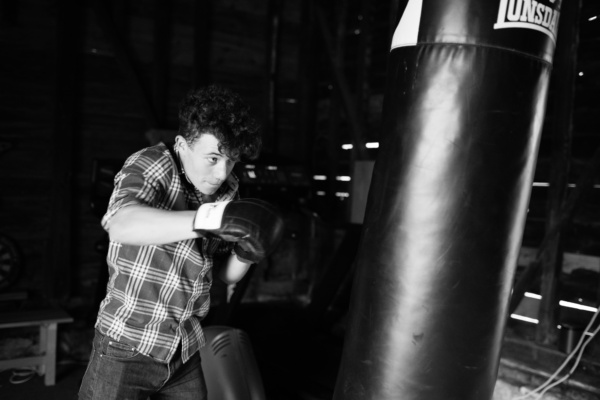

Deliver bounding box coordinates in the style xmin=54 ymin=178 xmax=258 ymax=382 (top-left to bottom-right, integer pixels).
xmin=333 ymin=1 xmax=562 ymax=399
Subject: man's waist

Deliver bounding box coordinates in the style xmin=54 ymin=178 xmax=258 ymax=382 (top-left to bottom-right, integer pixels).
xmin=95 ymin=314 xmax=205 ymax=363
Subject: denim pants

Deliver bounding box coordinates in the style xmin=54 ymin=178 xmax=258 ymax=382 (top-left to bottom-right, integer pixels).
xmin=78 ymin=329 xmax=207 ymax=400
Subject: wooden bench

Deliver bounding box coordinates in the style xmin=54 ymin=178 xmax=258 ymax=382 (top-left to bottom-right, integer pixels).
xmin=0 ymin=308 xmax=73 ymax=386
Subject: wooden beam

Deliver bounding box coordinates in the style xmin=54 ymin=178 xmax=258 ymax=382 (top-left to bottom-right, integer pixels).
xmin=152 ymin=0 xmax=172 ymax=127
xmin=509 ymin=1 xmax=587 ymax=318
xmin=0 ymin=0 xmax=18 ymax=25
xmin=306 ymin=225 xmax=362 ymax=329
xmin=110 ymin=0 xmax=130 ymax=34
xmin=193 ymin=0 xmax=213 ymax=88
xmin=511 ymin=146 xmax=600 ymax=314
xmin=298 ymin=0 xmax=318 ymax=169
xmin=535 ymin=0 xmax=582 ymax=346
xmin=92 ymin=0 xmax=159 ymax=128
xmin=355 ymin=0 xmax=372 ymax=117
xmin=47 ymin=0 xmax=83 ymax=300
xmin=315 ymin=4 xmax=368 ymax=160
xmin=350 ymin=0 xmax=374 ymax=215
xmin=326 ymin=0 xmax=348 ymax=213
xmin=265 ymin=0 xmax=282 ymax=155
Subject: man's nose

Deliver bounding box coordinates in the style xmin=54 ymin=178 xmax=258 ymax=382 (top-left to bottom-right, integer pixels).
xmin=214 ymin=161 xmax=229 ymax=181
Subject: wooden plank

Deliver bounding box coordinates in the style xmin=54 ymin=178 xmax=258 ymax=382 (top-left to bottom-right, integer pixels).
xmin=46 ymin=0 xmax=83 ymax=299
xmin=0 ymin=311 xmax=71 ymax=387
xmin=500 ymin=336 xmax=600 ymax=396
xmin=0 ymin=0 xmax=18 ymax=26
xmin=193 ymin=0 xmax=213 ymax=88
xmin=535 ymin=0 xmax=582 ymax=346
xmin=92 ymin=0 xmax=159 ymax=128
xmin=355 ymin=0 xmax=371 ymax=121
xmin=152 ymin=0 xmax=172 ymax=126
xmin=326 ymin=0 xmax=348 ymax=213
xmin=110 ymin=0 xmax=130 ymax=34
xmin=43 ymin=323 xmax=58 ymax=385
xmin=519 ymin=246 xmax=600 ymax=274
xmin=350 ymin=0 xmax=374 ymax=216
xmin=0 ymin=291 xmax=28 ymax=302
xmin=508 ymin=180 xmax=596 ymax=310
xmin=306 ymin=225 xmax=362 ymax=329
xmin=0 ymin=309 xmax=73 ymax=328
xmin=509 ymin=0 xmax=590 ymax=317
xmin=264 ymin=0 xmax=282 ymax=154
xmin=315 ymin=4 xmax=368 ymax=160
xmin=0 ymin=356 xmax=45 ymax=370
xmin=298 ymin=0 xmax=317 ymax=168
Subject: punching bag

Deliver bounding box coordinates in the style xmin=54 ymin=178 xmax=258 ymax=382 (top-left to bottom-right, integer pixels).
xmin=333 ymin=1 xmax=562 ymax=399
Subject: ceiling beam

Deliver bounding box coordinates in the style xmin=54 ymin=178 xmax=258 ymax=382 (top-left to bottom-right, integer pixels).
xmin=315 ymin=4 xmax=368 ymax=160
xmin=92 ymin=0 xmax=159 ymax=129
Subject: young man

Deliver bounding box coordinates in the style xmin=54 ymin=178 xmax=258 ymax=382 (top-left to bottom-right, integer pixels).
xmin=79 ymin=85 xmax=283 ymax=399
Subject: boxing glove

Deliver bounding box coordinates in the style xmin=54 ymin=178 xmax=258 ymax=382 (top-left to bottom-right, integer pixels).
xmin=194 ymin=198 xmax=285 ymax=263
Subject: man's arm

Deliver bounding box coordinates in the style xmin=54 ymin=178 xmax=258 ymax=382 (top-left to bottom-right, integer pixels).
xmin=193 ymin=198 xmax=284 ymax=283
xmin=106 ymin=204 xmax=203 ymax=246
xmin=219 ymin=253 xmax=252 ymax=284
xmin=194 ymin=198 xmax=285 ymax=264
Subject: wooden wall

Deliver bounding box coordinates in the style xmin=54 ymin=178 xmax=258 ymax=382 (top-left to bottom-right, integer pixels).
xmin=1 ymin=0 xmax=60 ymax=299
xmin=1 ymin=0 xmax=599 ymax=332
xmin=0 ymin=0 xmax=308 ymax=314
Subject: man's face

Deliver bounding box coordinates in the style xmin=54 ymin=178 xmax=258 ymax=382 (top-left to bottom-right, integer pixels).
xmin=177 ymin=133 xmax=236 ymax=196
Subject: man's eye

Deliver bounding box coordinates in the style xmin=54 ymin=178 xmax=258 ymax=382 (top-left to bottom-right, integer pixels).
xmin=208 ymin=157 xmax=218 ymax=164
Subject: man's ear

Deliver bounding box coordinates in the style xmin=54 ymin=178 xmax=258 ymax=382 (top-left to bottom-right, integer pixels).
xmin=174 ymin=135 xmax=186 ymax=151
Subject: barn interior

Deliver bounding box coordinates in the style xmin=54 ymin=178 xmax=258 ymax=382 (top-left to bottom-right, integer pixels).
xmin=1 ymin=0 xmax=600 ymax=399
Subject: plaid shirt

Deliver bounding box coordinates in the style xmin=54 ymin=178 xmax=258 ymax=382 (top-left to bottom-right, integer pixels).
xmin=96 ymin=142 xmax=238 ymax=363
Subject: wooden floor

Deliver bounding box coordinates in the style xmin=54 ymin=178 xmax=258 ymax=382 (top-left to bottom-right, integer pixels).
xmin=499 ymin=321 xmax=600 ymax=400
xmin=1 ymin=304 xmax=600 ymax=400
xmin=0 ymin=362 xmax=86 ymax=400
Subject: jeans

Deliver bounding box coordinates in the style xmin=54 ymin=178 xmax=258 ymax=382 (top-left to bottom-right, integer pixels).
xmin=78 ymin=329 xmax=207 ymax=400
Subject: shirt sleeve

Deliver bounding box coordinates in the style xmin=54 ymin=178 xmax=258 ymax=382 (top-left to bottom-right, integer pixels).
xmin=101 ymin=148 xmax=172 ymax=229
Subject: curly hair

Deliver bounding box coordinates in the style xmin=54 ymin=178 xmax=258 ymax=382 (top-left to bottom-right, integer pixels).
xmin=178 ymin=85 xmax=261 ymax=161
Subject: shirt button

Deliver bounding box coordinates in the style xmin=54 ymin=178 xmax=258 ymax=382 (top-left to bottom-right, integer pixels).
xmin=171 ymin=323 xmax=178 ymax=332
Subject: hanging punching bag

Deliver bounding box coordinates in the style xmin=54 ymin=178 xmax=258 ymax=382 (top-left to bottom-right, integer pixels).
xmin=333 ymin=1 xmax=562 ymax=399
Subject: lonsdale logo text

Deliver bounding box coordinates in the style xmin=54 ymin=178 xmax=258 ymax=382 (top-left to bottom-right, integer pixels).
xmin=494 ymin=0 xmax=560 ymax=42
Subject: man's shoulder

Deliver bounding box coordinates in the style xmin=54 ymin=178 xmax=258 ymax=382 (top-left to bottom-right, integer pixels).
xmin=133 ymin=142 xmax=170 ymax=159
xmin=116 ymin=143 xmax=178 ymax=189
xmin=124 ymin=143 xmax=172 ymax=167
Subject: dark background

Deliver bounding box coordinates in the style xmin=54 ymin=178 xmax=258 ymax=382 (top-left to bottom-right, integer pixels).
xmin=0 ymin=0 xmax=599 ymax=398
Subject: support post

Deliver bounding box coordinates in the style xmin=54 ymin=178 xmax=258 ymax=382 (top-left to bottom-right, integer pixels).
xmin=193 ymin=0 xmax=213 ymax=88
xmin=315 ymin=5 xmax=367 ymax=160
xmin=47 ymin=0 xmax=83 ymax=299
xmin=92 ymin=0 xmax=159 ymax=128
xmin=298 ymin=0 xmax=318 ymax=170
xmin=265 ymin=0 xmax=282 ymax=155
xmin=152 ymin=0 xmax=172 ymax=127
xmin=536 ymin=0 xmax=582 ymax=346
